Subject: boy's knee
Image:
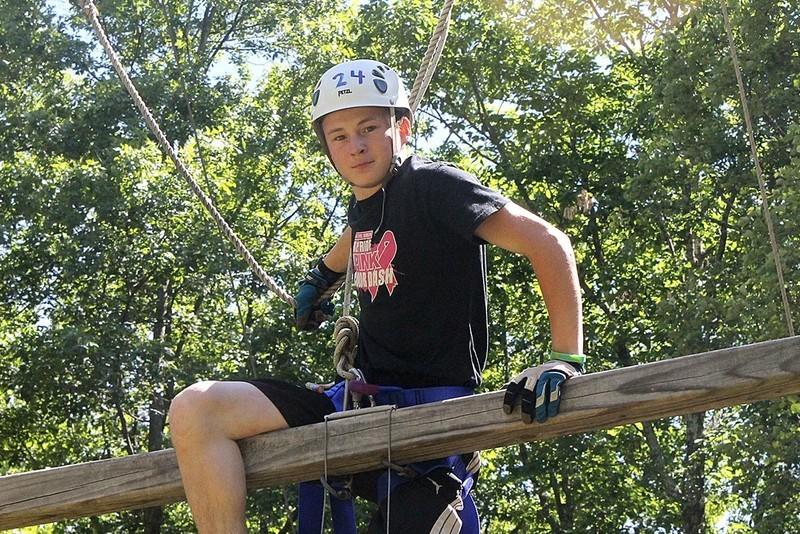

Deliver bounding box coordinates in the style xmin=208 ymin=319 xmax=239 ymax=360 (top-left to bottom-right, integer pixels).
xmin=169 ymin=381 xmax=217 ymax=445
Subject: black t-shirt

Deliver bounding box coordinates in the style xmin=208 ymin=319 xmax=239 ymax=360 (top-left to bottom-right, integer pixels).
xmin=347 ymin=155 xmax=509 ymax=388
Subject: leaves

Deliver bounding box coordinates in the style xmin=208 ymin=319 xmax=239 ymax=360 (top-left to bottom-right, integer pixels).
xmin=1 ymin=0 xmax=798 ymax=531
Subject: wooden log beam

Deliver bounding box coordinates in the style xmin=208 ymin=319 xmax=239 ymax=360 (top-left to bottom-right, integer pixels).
xmin=2 ymin=336 xmax=799 ymax=529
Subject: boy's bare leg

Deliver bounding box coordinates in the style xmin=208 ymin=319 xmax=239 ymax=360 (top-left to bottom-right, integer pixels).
xmin=168 ymin=381 xmax=288 ymax=533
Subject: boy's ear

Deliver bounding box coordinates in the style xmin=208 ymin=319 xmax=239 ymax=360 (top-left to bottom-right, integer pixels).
xmin=398 ymin=115 xmax=412 ymax=145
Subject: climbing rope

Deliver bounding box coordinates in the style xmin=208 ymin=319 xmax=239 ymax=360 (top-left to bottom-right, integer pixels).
xmin=720 ymin=0 xmax=795 ymax=336
xmin=330 ymin=0 xmax=456 ymax=382
xmin=409 ymin=0 xmax=455 ymax=114
xmin=76 ymin=0 xmax=296 ymax=309
xmin=333 ymin=314 xmax=359 ymax=380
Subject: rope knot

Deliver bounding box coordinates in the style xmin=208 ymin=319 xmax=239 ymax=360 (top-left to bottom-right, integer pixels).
xmin=333 ymin=315 xmax=359 ymax=380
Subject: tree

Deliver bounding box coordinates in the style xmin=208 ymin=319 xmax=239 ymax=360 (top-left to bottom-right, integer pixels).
xmin=2 ymin=0 xmax=797 ymax=531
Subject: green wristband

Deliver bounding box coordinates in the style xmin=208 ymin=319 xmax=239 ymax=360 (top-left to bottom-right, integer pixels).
xmin=549 ymin=350 xmax=586 ymax=366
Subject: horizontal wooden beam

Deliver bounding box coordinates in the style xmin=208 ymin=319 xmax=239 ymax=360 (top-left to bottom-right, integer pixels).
xmin=2 ymin=337 xmax=799 ymax=529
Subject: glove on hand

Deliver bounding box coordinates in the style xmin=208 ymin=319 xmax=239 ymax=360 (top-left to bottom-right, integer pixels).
xmin=294 ymin=258 xmax=343 ymax=330
xmin=503 ymin=359 xmax=582 ymax=424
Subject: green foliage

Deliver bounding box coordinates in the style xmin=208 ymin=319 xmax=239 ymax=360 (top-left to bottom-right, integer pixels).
xmin=1 ymin=0 xmax=798 ymax=531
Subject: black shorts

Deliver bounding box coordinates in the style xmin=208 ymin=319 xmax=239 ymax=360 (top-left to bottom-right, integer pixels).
xmin=242 ymin=378 xmax=335 ymax=427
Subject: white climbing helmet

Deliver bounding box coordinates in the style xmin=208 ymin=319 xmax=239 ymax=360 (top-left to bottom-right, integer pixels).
xmin=311 ymin=59 xmax=412 ymax=125
xmin=311 ymin=59 xmax=413 ymax=162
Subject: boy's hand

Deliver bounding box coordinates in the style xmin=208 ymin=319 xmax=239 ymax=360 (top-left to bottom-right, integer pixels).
xmin=294 ymin=259 xmax=342 ymax=330
xmin=502 ymin=360 xmax=581 ymax=423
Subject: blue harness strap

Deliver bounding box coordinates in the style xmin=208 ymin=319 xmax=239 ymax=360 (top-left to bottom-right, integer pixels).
xmin=298 ymin=480 xmax=356 ymax=534
xmin=460 ymin=492 xmax=480 ymax=532
xmin=373 ymin=385 xmax=473 ymax=408
xmin=297 ymin=382 xmax=477 ymax=534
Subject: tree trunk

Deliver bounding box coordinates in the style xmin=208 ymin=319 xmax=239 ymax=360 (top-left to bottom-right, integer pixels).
xmin=142 ymin=394 xmax=166 ymax=533
xmin=680 ymin=411 xmax=707 ymax=534
xmin=143 ymin=507 xmax=164 ymax=534
xmin=143 ymin=280 xmax=171 ymax=534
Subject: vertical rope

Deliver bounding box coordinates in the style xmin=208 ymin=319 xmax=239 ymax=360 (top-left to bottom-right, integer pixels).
xmin=342 ymin=245 xmax=355 ymax=316
xmin=318 ymin=0 xmax=457 ymax=307
xmin=720 ymin=0 xmax=795 ymax=336
xmin=329 ymin=1 xmax=457 ymax=383
xmin=321 ymin=417 xmax=331 ymax=534
xmin=76 ymin=0 xmax=296 ymax=309
xmin=409 ymin=0 xmax=455 ymax=113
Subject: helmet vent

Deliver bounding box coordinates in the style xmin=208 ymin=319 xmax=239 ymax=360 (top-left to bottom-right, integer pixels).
xmin=373 ymin=79 xmax=388 ymax=94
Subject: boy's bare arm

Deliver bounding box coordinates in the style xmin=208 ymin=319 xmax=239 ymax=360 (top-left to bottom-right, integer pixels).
xmin=475 ymin=202 xmax=583 ymax=356
xmin=323 ymin=226 xmax=352 ymax=273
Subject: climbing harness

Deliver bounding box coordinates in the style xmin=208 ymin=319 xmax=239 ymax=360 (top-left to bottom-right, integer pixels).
xmin=300 ymin=385 xmax=478 ymax=534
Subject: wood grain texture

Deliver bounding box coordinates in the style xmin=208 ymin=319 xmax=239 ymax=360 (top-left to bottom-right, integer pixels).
xmin=2 ymin=336 xmax=799 ymax=529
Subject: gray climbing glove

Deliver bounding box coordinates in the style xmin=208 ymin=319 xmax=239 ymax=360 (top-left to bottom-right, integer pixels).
xmin=503 ymin=358 xmax=582 ymax=424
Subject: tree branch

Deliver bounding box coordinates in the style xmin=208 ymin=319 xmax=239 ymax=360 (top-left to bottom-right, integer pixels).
xmin=463 ymin=75 xmax=537 ymax=211
xmin=113 ymin=388 xmax=135 ymax=456
xmin=640 ymin=421 xmax=681 ymax=500
xmin=420 ymin=106 xmax=501 ymax=167
xmin=586 ymin=0 xmax=639 ymax=59
xmin=714 ymin=187 xmax=738 ymax=263
xmin=204 ymin=2 xmax=248 ymax=73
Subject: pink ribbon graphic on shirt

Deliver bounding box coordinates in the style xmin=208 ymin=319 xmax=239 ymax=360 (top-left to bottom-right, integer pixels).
xmin=353 ymin=230 xmax=398 ymax=301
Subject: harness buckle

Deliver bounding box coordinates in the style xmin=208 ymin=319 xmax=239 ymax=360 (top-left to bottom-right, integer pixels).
xmin=319 ymin=475 xmax=353 ymax=501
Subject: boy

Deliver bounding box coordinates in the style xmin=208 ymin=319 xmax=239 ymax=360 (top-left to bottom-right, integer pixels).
xmin=169 ymin=59 xmax=584 ymax=533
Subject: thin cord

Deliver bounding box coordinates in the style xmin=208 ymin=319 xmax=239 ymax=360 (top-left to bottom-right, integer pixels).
xmin=385 ymin=407 xmax=395 ymax=534
xmin=720 ymin=0 xmax=795 ymax=336
xmin=321 ymin=416 xmax=331 ymax=534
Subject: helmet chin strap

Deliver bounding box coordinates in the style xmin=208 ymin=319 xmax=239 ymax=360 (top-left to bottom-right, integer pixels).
xmin=388 ymin=108 xmax=403 ymax=176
